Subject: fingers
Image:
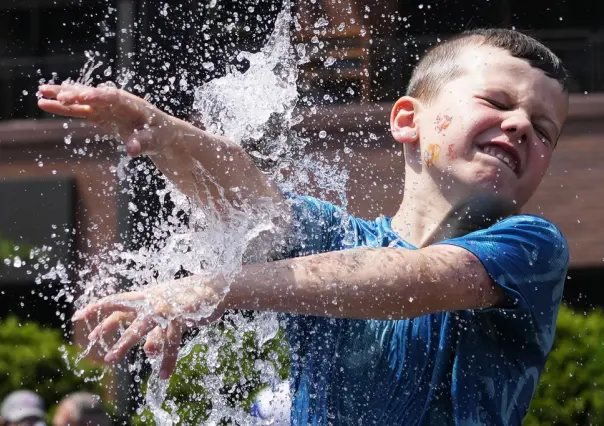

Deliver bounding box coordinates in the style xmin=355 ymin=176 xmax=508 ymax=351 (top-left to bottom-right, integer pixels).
xmin=38 ymin=84 xmax=119 ymax=106
xmin=73 ymin=291 xmax=145 ymax=322
xmin=88 ymin=311 xmax=136 ymax=341
xmin=143 ymin=323 xmax=184 ymax=380
xmin=105 ymin=315 xmax=156 ymax=363
xmin=38 ymin=84 xmax=162 ymax=156
xmin=37 ymin=98 xmax=93 ymax=118
xmin=143 ymin=326 xmax=164 ymax=356
xmin=37 ymin=84 xmax=63 ymax=98
xmin=159 ymin=322 xmax=183 ymax=380
xmin=38 ymin=84 xmax=151 ymax=121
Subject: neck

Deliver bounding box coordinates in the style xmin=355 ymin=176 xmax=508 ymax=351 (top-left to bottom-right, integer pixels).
xmin=391 ymin=173 xmax=514 ymax=247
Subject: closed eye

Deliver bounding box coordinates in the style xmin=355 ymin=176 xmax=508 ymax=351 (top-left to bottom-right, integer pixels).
xmin=535 ymin=126 xmax=552 ymax=145
xmin=483 ymin=97 xmax=510 ymax=111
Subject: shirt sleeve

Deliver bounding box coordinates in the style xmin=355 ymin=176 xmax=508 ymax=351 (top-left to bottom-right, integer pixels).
xmin=278 ymin=194 xmax=355 ymax=377
xmin=284 ymin=194 xmax=353 ymax=257
xmin=439 ymin=214 xmax=569 ymax=354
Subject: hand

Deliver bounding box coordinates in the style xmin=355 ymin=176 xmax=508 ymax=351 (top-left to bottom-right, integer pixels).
xmin=37 ymin=83 xmax=177 ymax=157
xmin=73 ymin=275 xmax=228 ymax=379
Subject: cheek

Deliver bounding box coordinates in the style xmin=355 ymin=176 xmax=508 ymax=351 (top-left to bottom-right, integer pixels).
xmin=423 ymin=143 xmax=443 ymax=167
xmin=434 ymin=113 xmax=454 ymax=133
xmin=445 ymin=143 xmax=458 ymax=161
xmin=523 ymin=145 xmax=552 ymax=190
xmin=529 ymin=142 xmax=553 ymax=171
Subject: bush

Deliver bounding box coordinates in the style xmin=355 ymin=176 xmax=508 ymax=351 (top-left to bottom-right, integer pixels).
xmin=525 ymin=304 xmax=604 ymax=425
xmin=0 ymin=316 xmax=107 ymax=421
xmin=132 ymin=305 xmax=604 ymax=425
xmin=133 ymin=314 xmax=290 ymax=425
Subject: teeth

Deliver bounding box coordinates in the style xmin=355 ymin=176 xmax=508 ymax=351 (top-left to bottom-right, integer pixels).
xmin=482 ymin=146 xmax=517 ymax=172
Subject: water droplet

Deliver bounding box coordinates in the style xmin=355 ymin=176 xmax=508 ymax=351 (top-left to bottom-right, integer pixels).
xmin=64 ymin=135 xmax=72 ymax=145
xmin=418 ymin=4 xmax=424 ymax=9
xmin=324 ymin=56 xmax=336 ymax=67
xmin=314 ymin=17 xmax=329 ymax=28
xmin=202 ymin=62 xmax=215 ymax=71
xmin=37 ymin=161 xmax=44 ymax=167
xmin=319 ymin=130 xmax=327 ymax=138
xmin=22 ymin=90 xmax=28 ymax=96
xmin=62 ymin=123 xmax=69 ymax=129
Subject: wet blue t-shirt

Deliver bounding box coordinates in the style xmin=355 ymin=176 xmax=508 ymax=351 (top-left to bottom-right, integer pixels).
xmin=281 ymin=195 xmax=569 ymax=426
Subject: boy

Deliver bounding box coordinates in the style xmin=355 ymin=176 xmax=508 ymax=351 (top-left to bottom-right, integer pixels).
xmin=38 ymin=28 xmax=570 ymax=425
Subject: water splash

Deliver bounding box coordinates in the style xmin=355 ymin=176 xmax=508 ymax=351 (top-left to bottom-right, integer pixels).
xmin=193 ymin=2 xmax=298 ymax=148
xmin=42 ymin=0 xmax=349 ymax=424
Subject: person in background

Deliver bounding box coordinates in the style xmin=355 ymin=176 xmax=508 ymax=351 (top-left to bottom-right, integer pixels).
xmin=52 ymin=393 xmax=110 ymax=426
xmin=0 ymin=391 xmax=47 ymax=426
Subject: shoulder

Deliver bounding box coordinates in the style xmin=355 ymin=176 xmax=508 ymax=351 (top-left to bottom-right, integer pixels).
xmin=285 ymin=194 xmax=379 ymax=255
xmin=440 ymin=215 xmax=569 ymax=354
xmin=439 ymin=214 xmax=569 ymax=309
xmin=490 ymin=214 xmax=566 ymax=241
xmin=444 ymin=214 xmax=569 ymax=267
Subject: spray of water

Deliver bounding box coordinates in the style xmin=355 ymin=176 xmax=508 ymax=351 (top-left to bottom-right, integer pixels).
xmin=30 ymin=0 xmax=350 ymax=424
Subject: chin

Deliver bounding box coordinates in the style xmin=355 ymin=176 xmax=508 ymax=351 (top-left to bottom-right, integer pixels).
xmin=441 ymin=164 xmax=528 ymax=207
xmin=453 ymin=172 xmax=519 ymax=208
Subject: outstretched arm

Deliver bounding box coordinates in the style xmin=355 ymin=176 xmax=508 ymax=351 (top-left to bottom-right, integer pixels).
xmin=74 ymin=244 xmax=503 ymax=378
xmin=227 ymin=244 xmax=504 ymax=319
xmin=37 ymin=84 xmax=285 ymax=208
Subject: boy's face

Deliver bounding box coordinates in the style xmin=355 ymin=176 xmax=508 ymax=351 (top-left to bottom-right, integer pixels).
xmin=397 ymin=45 xmax=568 ymax=210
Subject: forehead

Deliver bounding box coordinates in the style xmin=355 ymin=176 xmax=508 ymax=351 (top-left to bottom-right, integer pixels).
xmin=453 ymin=45 xmax=568 ymax=125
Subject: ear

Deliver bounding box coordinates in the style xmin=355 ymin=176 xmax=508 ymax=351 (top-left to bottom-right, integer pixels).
xmin=390 ymin=96 xmax=421 ymax=144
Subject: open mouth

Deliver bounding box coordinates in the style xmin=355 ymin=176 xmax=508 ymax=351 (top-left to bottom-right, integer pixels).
xmin=478 ymin=143 xmax=521 ymax=175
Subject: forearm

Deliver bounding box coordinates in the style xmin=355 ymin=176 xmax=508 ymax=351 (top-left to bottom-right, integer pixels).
xmin=149 ymin=116 xmax=283 ymax=206
xmin=223 ymin=245 xmax=502 ymax=320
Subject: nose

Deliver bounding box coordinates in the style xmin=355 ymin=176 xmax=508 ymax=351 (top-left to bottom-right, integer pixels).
xmin=501 ymin=111 xmax=531 ymax=144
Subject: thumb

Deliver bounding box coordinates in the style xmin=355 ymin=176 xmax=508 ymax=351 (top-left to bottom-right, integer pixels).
xmin=124 ymin=128 xmax=154 ymax=157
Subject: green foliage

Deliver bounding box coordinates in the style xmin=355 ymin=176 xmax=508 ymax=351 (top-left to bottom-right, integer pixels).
xmin=134 ymin=317 xmax=290 ymax=425
xmin=132 ymin=306 xmax=604 ymax=426
xmin=0 ymin=234 xmax=31 ymax=262
xmin=0 ymin=316 xmax=106 ymax=421
xmin=525 ymin=305 xmax=604 ymax=426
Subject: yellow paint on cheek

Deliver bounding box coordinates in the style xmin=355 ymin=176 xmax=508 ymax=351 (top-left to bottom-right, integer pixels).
xmin=424 ymin=144 xmax=441 ymax=166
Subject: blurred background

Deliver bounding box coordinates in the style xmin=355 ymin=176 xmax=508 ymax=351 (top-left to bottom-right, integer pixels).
xmin=0 ymin=0 xmax=602 ymax=424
